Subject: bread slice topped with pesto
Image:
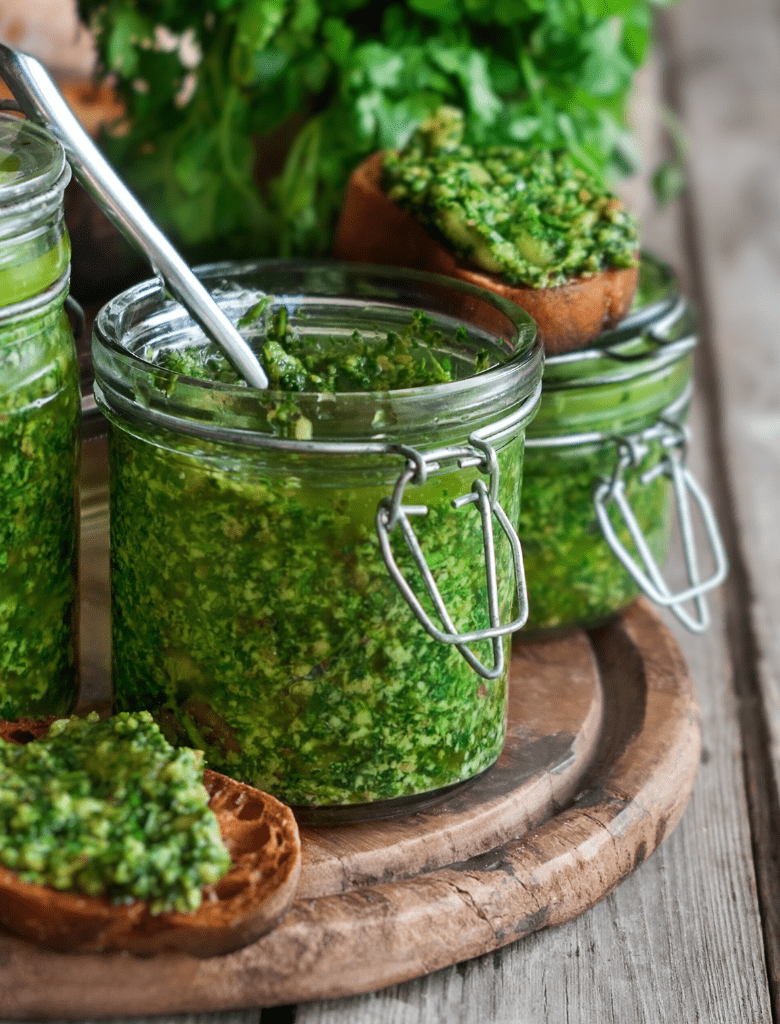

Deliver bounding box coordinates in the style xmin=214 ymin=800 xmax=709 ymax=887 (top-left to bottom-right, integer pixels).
xmin=0 ymin=712 xmax=301 ymax=957
xmin=334 ymin=107 xmax=640 ymax=353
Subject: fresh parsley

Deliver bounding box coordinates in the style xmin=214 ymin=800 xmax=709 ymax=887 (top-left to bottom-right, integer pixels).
xmin=78 ymin=0 xmax=676 ymax=261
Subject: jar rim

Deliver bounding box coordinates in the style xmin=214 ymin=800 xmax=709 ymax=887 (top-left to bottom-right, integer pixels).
xmin=541 ymin=252 xmax=696 ymax=392
xmin=92 ymin=259 xmax=544 ymax=447
xmin=526 ymin=381 xmax=692 ymax=449
xmin=0 ymin=113 xmax=68 ymax=206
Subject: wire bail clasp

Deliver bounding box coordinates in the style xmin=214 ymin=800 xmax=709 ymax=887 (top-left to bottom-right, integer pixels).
xmin=593 ymin=422 xmax=728 ymax=632
xmin=376 ymin=436 xmax=530 ymax=680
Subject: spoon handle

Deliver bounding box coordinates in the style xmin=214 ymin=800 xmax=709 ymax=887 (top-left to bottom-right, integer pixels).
xmin=0 ymin=43 xmax=269 ymax=390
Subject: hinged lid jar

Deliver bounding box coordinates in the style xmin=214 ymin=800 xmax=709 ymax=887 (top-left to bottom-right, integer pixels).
xmin=518 ymin=253 xmax=726 ymax=635
xmin=92 ymin=261 xmax=542 ymax=821
xmin=0 ymin=113 xmax=80 ymax=718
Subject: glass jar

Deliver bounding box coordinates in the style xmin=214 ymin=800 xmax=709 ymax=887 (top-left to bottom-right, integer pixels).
xmin=0 ymin=113 xmax=80 ymax=718
xmin=518 ymin=253 xmax=726 ymax=635
xmin=92 ymin=260 xmax=543 ymax=821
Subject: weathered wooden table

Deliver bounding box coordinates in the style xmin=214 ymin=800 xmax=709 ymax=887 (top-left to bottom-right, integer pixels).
xmin=4 ymin=0 xmax=778 ymax=1018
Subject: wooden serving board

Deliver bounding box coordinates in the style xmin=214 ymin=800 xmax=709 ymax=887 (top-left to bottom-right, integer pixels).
xmin=0 ymin=598 xmax=700 ymax=1018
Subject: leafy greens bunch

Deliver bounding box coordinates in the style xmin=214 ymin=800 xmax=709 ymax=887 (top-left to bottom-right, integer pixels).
xmin=78 ymin=0 xmax=675 ymax=261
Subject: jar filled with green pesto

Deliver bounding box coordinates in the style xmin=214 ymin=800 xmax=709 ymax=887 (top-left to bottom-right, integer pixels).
xmin=518 ymin=253 xmax=726 ymax=635
xmin=92 ymin=260 xmax=542 ymax=821
xmin=0 ymin=114 xmax=81 ymax=719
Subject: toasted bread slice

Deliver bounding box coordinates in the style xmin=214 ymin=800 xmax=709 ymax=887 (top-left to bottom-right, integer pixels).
xmin=334 ymin=151 xmax=639 ymax=355
xmin=0 ymin=721 xmax=301 ymax=957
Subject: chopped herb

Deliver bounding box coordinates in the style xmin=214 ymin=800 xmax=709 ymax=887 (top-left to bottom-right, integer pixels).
xmin=152 ymin=303 xmax=481 ymax=393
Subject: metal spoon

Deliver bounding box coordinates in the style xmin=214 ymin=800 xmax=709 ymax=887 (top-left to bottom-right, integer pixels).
xmin=0 ymin=43 xmax=269 ymax=389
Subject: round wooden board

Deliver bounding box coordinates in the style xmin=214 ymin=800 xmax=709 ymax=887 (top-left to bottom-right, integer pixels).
xmin=0 ymin=598 xmax=700 ymax=1019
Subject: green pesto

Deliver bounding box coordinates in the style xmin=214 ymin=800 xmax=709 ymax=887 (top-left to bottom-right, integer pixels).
xmin=152 ymin=304 xmax=488 ymax=394
xmin=110 ymin=426 xmax=521 ymax=808
xmin=0 ymin=711 xmax=232 ymax=915
xmin=519 ymin=437 xmax=672 ymax=632
xmin=382 ymin=107 xmax=639 ymax=290
xmin=0 ymin=304 xmax=80 ymax=719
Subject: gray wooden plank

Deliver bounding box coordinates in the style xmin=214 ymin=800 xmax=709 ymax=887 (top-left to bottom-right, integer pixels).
xmin=663 ymin=0 xmax=780 ymax=1006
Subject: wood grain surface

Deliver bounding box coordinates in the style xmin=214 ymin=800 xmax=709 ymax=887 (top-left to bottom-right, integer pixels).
xmin=0 ymin=600 xmax=700 ymax=1018
xmin=664 ymin=0 xmax=780 ymax=1010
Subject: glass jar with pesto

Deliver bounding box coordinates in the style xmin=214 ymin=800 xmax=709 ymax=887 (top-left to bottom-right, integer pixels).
xmin=92 ymin=260 xmax=543 ymax=821
xmin=0 ymin=113 xmax=81 ymax=719
xmin=518 ymin=253 xmax=726 ymax=636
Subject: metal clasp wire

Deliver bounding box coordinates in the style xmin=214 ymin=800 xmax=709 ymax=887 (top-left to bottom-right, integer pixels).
xmin=593 ymin=423 xmax=728 ymax=632
xmin=376 ymin=436 xmax=529 ymax=680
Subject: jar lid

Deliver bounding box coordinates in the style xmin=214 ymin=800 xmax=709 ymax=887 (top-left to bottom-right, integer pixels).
xmin=0 ymin=113 xmax=67 ymax=205
xmin=540 ymin=252 xmax=695 ymax=392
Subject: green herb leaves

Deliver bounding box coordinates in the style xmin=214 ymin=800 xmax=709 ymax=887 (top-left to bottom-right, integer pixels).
xmin=78 ymin=0 xmax=670 ymax=260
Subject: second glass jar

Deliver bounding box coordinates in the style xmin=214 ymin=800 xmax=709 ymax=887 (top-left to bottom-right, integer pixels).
xmin=518 ymin=254 xmax=725 ymax=635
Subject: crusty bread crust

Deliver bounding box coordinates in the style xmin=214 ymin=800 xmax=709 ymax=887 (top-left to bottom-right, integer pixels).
xmin=334 ymin=151 xmax=639 ymax=354
xmin=0 ymin=722 xmax=301 ymax=957
xmin=0 ymin=717 xmax=55 ymax=744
